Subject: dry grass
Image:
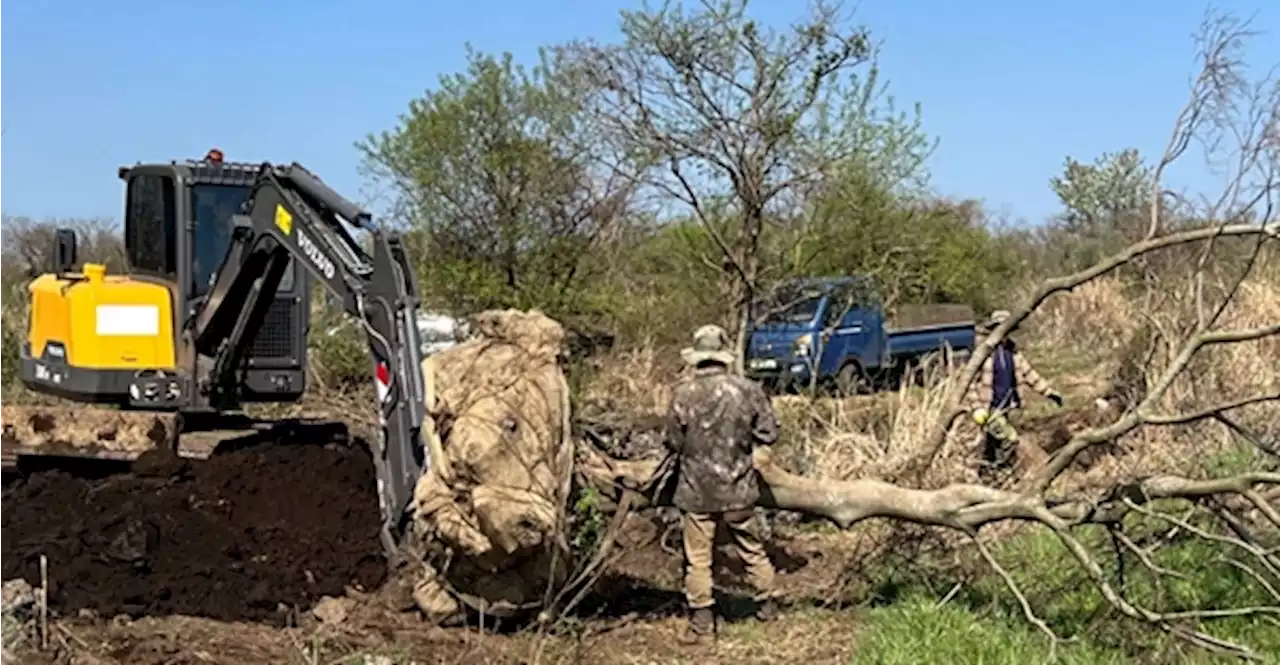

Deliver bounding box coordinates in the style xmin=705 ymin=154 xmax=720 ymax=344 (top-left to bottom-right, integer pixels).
xmin=579 ymin=342 xmax=680 ymax=417
xmin=769 ymin=362 xmax=972 ymax=486
xmin=580 ymin=337 xmax=985 ymax=496
xmin=2 ymin=612 xmax=30 ymax=663
xmin=1021 ymin=266 xmax=1279 ymax=484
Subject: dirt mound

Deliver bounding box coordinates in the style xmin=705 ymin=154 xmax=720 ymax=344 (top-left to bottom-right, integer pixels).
xmin=1 ymin=440 xmax=386 ymax=623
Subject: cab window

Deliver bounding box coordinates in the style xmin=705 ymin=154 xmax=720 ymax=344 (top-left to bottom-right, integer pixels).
xmin=849 ymin=279 xmax=882 ymax=309
xmin=822 ymin=286 xmax=854 ymax=329
xmin=761 ymin=286 xmax=824 ymax=325
xmin=190 ymin=184 xmax=295 ymax=295
xmin=822 ymin=280 xmax=880 ymax=328
xmin=125 ymin=174 xmax=177 ymax=276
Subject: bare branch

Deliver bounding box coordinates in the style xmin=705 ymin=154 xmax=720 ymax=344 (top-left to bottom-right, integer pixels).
xmin=1031 ymin=323 xmax=1280 ymax=491
xmin=1113 ymin=529 xmax=1190 ymax=581
xmin=972 ymin=535 xmax=1062 ymax=655
xmin=1143 ymin=392 xmax=1280 ymax=425
xmin=916 ymin=223 xmax=1278 ymax=476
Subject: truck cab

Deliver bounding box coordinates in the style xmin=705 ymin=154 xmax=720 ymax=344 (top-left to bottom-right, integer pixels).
xmin=745 ymin=276 xmax=976 ymax=394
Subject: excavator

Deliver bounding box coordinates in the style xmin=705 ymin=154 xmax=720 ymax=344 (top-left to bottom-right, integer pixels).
xmin=1 ymin=149 xmax=429 ymax=565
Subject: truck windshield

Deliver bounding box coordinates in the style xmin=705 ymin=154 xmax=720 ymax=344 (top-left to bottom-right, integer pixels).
xmin=760 ymin=288 xmax=825 ymax=324
xmin=190 ymin=184 xmax=294 ymax=296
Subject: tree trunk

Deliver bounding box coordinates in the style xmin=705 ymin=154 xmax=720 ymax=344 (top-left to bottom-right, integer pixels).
xmin=733 ymin=306 xmax=749 ymax=375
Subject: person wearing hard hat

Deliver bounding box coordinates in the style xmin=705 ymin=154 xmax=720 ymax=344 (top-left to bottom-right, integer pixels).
xmin=666 ymin=324 xmax=781 ymax=644
xmin=965 ymin=310 xmax=1064 ymax=481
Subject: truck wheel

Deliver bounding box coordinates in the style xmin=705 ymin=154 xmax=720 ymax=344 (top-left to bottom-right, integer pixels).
xmin=836 ymin=362 xmax=870 ymax=396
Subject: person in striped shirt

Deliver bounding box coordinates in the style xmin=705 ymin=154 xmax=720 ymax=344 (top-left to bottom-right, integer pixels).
xmin=964 ymin=310 xmax=1064 ymax=481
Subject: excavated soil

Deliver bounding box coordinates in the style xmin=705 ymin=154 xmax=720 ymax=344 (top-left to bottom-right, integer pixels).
xmin=1 ymin=440 xmax=387 ymax=623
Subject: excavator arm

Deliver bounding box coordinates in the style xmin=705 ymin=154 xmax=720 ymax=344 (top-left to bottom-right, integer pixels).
xmin=190 ymin=162 xmax=428 ymax=563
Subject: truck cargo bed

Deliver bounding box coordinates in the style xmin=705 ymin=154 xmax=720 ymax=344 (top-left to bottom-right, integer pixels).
xmin=885 ymin=304 xmax=976 ymax=359
xmin=885 ymin=303 xmax=975 ymax=333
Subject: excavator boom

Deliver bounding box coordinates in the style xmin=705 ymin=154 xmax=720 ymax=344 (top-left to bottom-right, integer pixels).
xmin=191 ymin=162 xmax=429 ymax=559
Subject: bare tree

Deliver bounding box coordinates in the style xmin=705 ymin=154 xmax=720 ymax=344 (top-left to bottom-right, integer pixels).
xmin=0 ymin=216 xmax=126 ymax=282
xmin=558 ymin=0 xmax=933 ymax=370
xmin=922 ymin=8 xmax=1279 ymax=474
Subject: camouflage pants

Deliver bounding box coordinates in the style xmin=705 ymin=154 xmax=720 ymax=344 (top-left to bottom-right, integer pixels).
xmin=682 ymin=509 xmax=775 ymax=609
xmin=979 ymin=410 xmax=1021 ymax=482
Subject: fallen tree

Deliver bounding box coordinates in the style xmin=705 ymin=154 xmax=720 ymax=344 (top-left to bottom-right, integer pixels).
xmin=403 ymin=8 xmax=1279 ymax=658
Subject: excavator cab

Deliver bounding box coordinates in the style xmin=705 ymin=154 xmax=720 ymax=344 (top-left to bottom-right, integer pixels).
xmin=123 ymin=150 xmax=311 ymax=407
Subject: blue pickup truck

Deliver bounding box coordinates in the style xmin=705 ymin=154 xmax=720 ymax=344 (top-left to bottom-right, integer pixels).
xmin=744 ymin=277 xmax=977 ymax=393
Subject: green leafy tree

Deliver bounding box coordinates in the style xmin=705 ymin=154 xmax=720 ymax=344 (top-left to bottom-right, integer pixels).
xmin=1043 ymin=148 xmax=1185 ymax=274
xmin=799 ymin=168 xmax=1024 ymax=314
xmin=358 ymin=48 xmax=635 ymax=320
xmin=609 ymin=218 xmax=726 ymax=344
xmin=1050 ymin=148 xmax=1154 ymax=236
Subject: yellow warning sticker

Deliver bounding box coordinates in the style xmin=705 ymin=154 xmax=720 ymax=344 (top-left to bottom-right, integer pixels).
xmin=274 ymin=205 xmax=294 ymax=235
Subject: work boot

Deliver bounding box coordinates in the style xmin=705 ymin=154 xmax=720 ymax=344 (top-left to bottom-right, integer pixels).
xmin=679 ymin=607 xmax=715 ymax=644
xmin=755 ymin=598 xmax=779 ymax=622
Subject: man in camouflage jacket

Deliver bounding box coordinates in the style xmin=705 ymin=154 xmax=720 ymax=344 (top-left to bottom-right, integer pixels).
xmin=665 ymin=324 xmax=781 ymax=642
xmin=965 ymin=310 xmax=1064 ymax=479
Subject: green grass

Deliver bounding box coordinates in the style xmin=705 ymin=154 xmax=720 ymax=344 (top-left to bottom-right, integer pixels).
xmin=843 ymin=515 xmax=1280 ymax=665
xmin=625 ymin=509 xmax=1279 ymax=665
xmin=711 ymin=441 xmax=1280 ymax=664
xmin=851 ymin=598 xmax=1129 ymax=665
xmin=847 ymin=590 xmax=1280 ymax=665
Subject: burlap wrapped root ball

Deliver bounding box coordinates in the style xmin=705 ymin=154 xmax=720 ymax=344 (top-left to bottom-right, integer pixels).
xmin=410 ymin=310 xmax=575 ymax=622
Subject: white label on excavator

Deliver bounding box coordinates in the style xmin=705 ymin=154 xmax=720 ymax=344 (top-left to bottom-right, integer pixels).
xmin=296 ymin=228 xmax=337 ymax=280
xmin=95 ymin=305 xmax=160 ymax=336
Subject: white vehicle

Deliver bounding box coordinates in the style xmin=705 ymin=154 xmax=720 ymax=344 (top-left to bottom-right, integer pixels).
xmin=322 ymin=307 xmax=468 ymax=357
xmin=416 ymin=312 xmax=469 ymax=356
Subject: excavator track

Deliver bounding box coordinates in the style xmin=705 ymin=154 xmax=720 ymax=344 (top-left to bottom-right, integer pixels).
xmin=1 ymin=405 xmax=181 ymax=470
xmin=0 ymin=405 xmax=350 ymax=471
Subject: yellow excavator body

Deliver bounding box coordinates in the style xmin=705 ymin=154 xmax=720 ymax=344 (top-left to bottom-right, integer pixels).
xmin=27 ymin=263 xmax=177 ymax=371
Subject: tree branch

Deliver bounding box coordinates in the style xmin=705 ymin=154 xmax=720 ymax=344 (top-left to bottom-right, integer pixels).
xmin=916 ymin=223 xmax=1278 ymax=477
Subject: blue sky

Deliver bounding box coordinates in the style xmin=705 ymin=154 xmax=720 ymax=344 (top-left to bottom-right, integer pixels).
xmin=3 ymin=0 xmax=1276 ymax=225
